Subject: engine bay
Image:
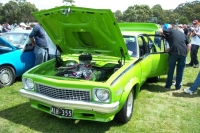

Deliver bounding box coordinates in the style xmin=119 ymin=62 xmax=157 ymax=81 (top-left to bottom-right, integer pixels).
xmin=54 ymin=54 xmax=121 ymax=81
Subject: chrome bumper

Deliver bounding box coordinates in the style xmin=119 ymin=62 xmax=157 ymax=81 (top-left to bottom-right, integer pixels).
xmin=19 ymin=89 xmax=119 ymax=113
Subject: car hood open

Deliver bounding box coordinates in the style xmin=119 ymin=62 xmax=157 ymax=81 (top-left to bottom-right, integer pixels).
xmin=32 ymin=6 xmax=129 ymax=59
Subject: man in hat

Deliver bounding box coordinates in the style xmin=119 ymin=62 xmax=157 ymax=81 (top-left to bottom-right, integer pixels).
xmin=188 ymin=20 xmax=200 ymax=68
xmin=13 ymin=22 xmax=27 ymax=31
xmin=159 ymin=23 xmax=191 ymax=90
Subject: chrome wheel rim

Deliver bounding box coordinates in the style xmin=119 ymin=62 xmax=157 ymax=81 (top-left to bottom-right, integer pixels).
xmin=126 ymin=91 xmax=133 ymax=117
xmin=0 ymin=68 xmax=12 ymax=85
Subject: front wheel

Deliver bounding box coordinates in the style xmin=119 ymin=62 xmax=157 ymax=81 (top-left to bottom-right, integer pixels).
xmin=0 ymin=66 xmax=15 ymax=88
xmin=115 ymin=89 xmax=134 ymax=124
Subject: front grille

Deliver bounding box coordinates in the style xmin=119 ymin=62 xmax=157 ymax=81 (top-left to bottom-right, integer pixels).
xmin=36 ymin=84 xmax=91 ymax=102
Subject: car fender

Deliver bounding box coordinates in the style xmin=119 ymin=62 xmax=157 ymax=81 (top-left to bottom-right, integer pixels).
xmin=117 ymin=77 xmax=140 ymax=110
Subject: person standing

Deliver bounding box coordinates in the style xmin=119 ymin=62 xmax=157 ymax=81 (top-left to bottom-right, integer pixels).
xmin=13 ymin=22 xmax=27 ymax=31
xmin=183 ymin=24 xmax=190 ymax=39
xmin=159 ymin=24 xmax=191 ymax=90
xmin=188 ymin=20 xmax=200 ymax=68
xmin=29 ymin=22 xmax=48 ymax=66
xmin=184 ymin=72 xmax=200 ymax=95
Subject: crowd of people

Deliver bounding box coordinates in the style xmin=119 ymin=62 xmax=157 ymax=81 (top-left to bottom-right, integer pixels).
xmin=155 ymin=20 xmax=200 ymax=95
xmin=0 ymin=22 xmax=33 ymax=33
xmin=0 ymin=23 xmax=12 ymax=33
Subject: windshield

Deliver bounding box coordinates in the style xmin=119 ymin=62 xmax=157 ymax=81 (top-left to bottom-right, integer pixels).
xmin=1 ymin=33 xmax=29 ymax=49
xmin=123 ymin=35 xmax=138 ymax=57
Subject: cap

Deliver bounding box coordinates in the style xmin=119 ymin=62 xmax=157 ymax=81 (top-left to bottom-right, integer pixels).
xmin=193 ymin=20 xmax=198 ymax=24
xmin=163 ymin=23 xmax=172 ymax=29
xmin=178 ymin=24 xmax=183 ymax=28
xmin=20 ymin=22 xmax=27 ymax=27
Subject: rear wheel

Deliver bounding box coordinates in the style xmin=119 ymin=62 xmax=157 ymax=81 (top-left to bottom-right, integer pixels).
xmin=0 ymin=66 xmax=15 ymax=88
xmin=148 ymin=76 xmax=160 ymax=82
xmin=115 ymin=89 xmax=134 ymax=124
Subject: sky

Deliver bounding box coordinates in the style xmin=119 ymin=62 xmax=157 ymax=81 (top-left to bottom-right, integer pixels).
xmin=1 ymin=0 xmax=194 ymax=12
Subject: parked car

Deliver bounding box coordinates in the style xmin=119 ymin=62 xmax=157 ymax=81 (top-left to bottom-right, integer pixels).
xmin=0 ymin=30 xmax=56 ymax=87
xmin=19 ymin=6 xmax=168 ymax=124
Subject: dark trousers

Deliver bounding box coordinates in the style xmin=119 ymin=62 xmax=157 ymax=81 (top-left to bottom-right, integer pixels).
xmin=165 ymin=54 xmax=186 ymax=90
xmin=190 ymin=44 xmax=199 ymax=65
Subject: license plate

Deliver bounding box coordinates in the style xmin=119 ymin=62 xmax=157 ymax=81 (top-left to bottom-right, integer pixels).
xmin=51 ymin=106 xmax=73 ymax=118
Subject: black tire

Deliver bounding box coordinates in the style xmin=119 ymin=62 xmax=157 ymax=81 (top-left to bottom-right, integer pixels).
xmin=115 ymin=89 xmax=134 ymax=124
xmin=0 ymin=66 xmax=15 ymax=88
xmin=148 ymin=76 xmax=160 ymax=82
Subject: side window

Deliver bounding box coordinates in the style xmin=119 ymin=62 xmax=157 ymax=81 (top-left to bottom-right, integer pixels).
xmin=123 ymin=36 xmax=138 ymax=57
xmin=147 ymin=36 xmax=156 ymax=53
xmin=148 ymin=35 xmax=165 ymax=53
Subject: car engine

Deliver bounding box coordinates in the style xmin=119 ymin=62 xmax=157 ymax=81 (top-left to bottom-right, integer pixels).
xmin=54 ymin=54 xmax=114 ymax=81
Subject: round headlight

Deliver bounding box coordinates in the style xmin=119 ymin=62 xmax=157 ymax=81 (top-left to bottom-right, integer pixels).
xmin=95 ymin=89 xmax=109 ymax=101
xmin=25 ymin=78 xmax=34 ymax=90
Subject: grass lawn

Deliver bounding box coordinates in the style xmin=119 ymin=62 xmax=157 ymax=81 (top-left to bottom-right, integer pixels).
xmin=0 ymin=62 xmax=200 ymax=133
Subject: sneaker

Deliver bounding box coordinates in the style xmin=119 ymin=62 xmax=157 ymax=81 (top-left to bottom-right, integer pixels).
xmin=184 ymin=89 xmax=194 ymax=95
xmin=193 ymin=64 xmax=199 ymax=68
xmin=165 ymin=87 xmax=170 ymax=90
xmin=187 ymin=63 xmax=193 ymax=66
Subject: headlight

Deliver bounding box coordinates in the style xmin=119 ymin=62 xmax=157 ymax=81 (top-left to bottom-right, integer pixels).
xmin=23 ymin=78 xmax=34 ymax=90
xmin=93 ymin=88 xmax=110 ymax=102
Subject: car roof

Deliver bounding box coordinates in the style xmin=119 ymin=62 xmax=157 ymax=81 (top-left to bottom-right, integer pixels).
xmin=8 ymin=30 xmax=32 ymax=34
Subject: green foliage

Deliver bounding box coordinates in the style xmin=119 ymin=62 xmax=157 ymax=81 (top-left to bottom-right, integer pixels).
xmin=0 ymin=0 xmax=200 ymax=25
xmin=114 ymin=1 xmax=200 ymax=24
xmin=151 ymin=4 xmax=164 ymax=24
xmin=114 ymin=10 xmax=124 ymax=22
xmin=0 ymin=1 xmax=38 ymax=24
xmin=122 ymin=5 xmax=152 ymax=22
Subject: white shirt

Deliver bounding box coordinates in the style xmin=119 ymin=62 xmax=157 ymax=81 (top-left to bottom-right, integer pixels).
xmin=191 ymin=27 xmax=200 ymax=46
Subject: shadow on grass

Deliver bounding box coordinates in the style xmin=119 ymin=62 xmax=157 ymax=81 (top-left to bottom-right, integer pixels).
xmin=141 ymin=81 xmax=200 ymax=98
xmin=172 ymin=90 xmax=200 ymax=98
xmin=183 ymin=82 xmax=194 ymax=87
xmin=0 ymin=102 xmax=123 ymax=133
xmin=140 ymin=83 xmax=168 ymax=93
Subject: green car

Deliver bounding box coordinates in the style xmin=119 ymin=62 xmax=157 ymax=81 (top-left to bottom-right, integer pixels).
xmin=19 ymin=6 xmax=168 ymax=124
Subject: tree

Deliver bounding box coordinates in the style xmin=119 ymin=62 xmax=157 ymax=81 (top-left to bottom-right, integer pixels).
xmin=62 ymin=0 xmax=75 ymax=5
xmin=174 ymin=1 xmax=200 ymax=22
xmin=1 ymin=0 xmax=38 ymax=24
xmin=0 ymin=3 xmax=3 ymax=22
xmin=114 ymin=10 xmax=124 ymax=22
xmin=18 ymin=2 xmax=38 ymax=23
xmin=151 ymin=4 xmax=164 ymax=24
xmin=123 ymin=5 xmax=152 ymax=22
xmin=2 ymin=1 xmax=19 ymax=23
